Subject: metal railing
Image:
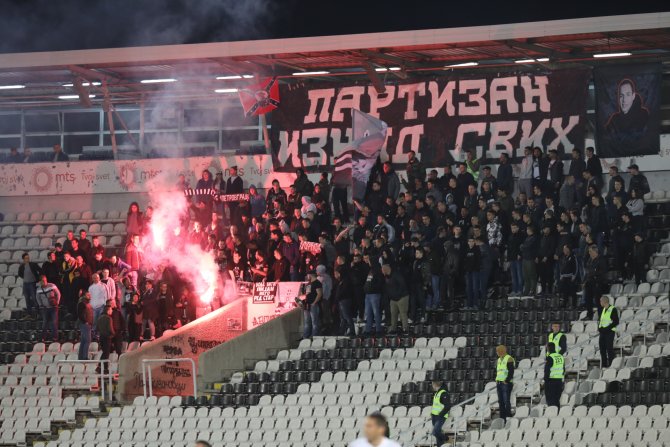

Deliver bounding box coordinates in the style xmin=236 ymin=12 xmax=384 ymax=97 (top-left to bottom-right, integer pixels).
xmin=405 ymin=299 xmax=667 ymax=446
xmin=141 ymin=358 xmax=197 ymax=399
xmin=56 ymin=359 xmax=113 ymax=401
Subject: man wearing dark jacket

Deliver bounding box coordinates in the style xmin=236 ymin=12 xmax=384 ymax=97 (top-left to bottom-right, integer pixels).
xmin=627 ymin=164 xmax=650 ymax=196
xmin=547 ymin=150 xmax=564 ymax=199
xmin=583 ymin=245 xmax=607 ymax=320
xmin=410 ymin=247 xmax=431 ymax=322
xmin=96 ymin=304 xmax=115 ymax=366
xmin=404 ymin=151 xmax=426 ymax=192
xmin=141 ymin=280 xmax=158 ymax=341
xmin=18 ymin=253 xmax=42 ymax=316
xmin=629 ymin=233 xmax=648 ymax=284
xmin=363 ymin=258 xmax=384 ymax=336
xmin=537 ymin=225 xmax=557 ymax=295
xmin=334 ymin=267 xmax=355 ymax=337
xmin=381 ymin=162 xmax=401 ymax=201
xmin=586 ymin=147 xmax=603 ymax=178
xmin=440 ymin=241 xmax=460 ymax=309
xmin=430 ymin=380 xmax=451 ymax=447
xmin=497 ymin=153 xmax=514 ymax=194
xmin=41 ymin=251 xmax=61 ymax=290
xmin=382 ymin=264 xmax=409 ymax=334
xmin=568 ymin=149 xmax=586 ymax=188
xmin=36 ymin=275 xmax=60 ymax=342
xmin=463 ymin=238 xmax=481 ymax=309
xmin=558 ymin=244 xmax=578 ymax=307
xmin=476 ymin=238 xmax=493 ymax=309
xmin=109 ymin=299 xmax=126 ymax=355
xmin=507 ymin=222 xmax=525 ymax=296
xmin=521 ymin=226 xmax=539 ymax=296
xmin=77 ymin=292 xmax=93 ymax=360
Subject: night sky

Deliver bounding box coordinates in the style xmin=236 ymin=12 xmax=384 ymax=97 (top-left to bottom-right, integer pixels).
xmin=0 ymin=0 xmax=666 ymax=53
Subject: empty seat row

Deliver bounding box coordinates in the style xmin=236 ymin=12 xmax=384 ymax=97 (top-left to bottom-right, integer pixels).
xmin=1 ymin=211 xmax=125 ymax=223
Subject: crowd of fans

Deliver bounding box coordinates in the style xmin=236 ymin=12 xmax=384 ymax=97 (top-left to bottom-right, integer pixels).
xmin=16 ymin=146 xmax=652 ymax=349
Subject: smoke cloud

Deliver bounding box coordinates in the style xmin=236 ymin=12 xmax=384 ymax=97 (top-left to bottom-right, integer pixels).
xmin=0 ymin=0 xmax=284 ymax=53
xmin=140 ymin=174 xmax=234 ymax=307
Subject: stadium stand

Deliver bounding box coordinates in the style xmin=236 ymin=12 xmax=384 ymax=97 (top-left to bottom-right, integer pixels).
xmin=0 ymin=10 xmax=669 ymax=447
xmin=19 ymin=192 xmax=666 ymax=447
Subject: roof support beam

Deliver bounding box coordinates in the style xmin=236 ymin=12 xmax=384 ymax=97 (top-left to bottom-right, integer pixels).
xmin=363 ymin=62 xmax=386 ymax=94
xmin=67 ymin=65 xmax=120 ymax=83
xmin=501 ymin=39 xmax=559 ymax=57
xmin=357 ymin=49 xmax=422 ymax=68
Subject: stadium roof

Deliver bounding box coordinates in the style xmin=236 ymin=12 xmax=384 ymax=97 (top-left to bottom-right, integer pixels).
xmin=0 ymin=12 xmax=668 ymax=108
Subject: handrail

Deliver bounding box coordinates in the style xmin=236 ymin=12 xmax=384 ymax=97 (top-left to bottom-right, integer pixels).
xmin=56 ymin=359 xmax=113 ymax=401
xmin=141 ymin=358 xmax=197 ymax=399
xmin=405 ymin=299 xmax=667 ymax=445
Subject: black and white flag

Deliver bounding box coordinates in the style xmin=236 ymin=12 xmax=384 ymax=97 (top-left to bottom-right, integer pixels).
xmin=332 ymin=109 xmax=387 ymax=201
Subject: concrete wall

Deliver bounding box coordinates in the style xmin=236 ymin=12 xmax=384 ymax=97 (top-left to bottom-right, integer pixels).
xmin=117 ymin=282 xmax=302 ymax=402
xmin=198 ymin=308 xmax=302 ymax=392
xmin=117 ymin=296 xmax=247 ymax=401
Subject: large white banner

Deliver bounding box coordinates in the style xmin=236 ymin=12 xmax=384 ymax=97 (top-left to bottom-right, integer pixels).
xmin=0 ymin=154 xmax=296 ymax=197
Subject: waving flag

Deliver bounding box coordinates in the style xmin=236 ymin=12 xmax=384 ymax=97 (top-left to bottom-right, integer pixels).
xmin=238 ymin=77 xmax=280 ymax=117
xmin=333 ymin=109 xmax=388 ymax=201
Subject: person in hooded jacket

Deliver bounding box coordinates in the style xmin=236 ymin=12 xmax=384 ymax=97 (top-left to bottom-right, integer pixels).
xmin=300 ymin=196 xmax=317 ymax=218
xmin=440 ymin=241 xmax=460 ymax=310
xmin=248 ymin=185 xmax=265 ymax=218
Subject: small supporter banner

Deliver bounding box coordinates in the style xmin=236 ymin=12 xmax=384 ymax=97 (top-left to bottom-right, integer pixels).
xmin=252 ymin=282 xmax=277 ymax=304
xmin=299 ymin=240 xmax=321 ymax=254
xmin=218 ymin=193 xmax=250 ymax=202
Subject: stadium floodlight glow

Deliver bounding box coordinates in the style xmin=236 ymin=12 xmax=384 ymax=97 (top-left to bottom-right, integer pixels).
xmin=445 ymin=62 xmax=479 ymax=68
xmin=62 ymin=82 xmax=101 ymax=87
xmin=0 ymin=85 xmax=26 ymax=90
xmin=375 ymin=67 xmax=401 ymax=72
xmin=292 ymin=70 xmax=330 ymax=76
xmin=58 ymin=94 xmax=96 ymax=99
xmin=242 ymin=74 xmax=254 ymax=79
xmin=593 ymin=52 xmax=632 ymax=58
xmin=515 ymin=58 xmax=550 ymax=63
xmin=214 ymin=88 xmax=239 ymax=93
xmin=140 ymin=78 xmax=177 ymax=84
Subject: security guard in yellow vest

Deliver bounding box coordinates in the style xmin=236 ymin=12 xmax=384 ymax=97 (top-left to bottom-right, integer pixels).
xmin=465 ymin=149 xmax=480 ymax=181
xmin=548 ymin=322 xmax=567 ymax=355
xmin=495 ymin=345 xmax=515 ymax=421
xmin=544 ymin=343 xmax=565 ymax=408
xmin=430 ymin=380 xmax=451 ymax=447
xmin=598 ymin=296 xmax=619 ymax=367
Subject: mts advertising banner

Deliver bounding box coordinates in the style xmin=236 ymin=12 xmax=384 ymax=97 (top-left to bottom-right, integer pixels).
xmin=270 ymin=70 xmax=591 ymax=171
xmin=0 ymin=154 xmax=297 ymax=197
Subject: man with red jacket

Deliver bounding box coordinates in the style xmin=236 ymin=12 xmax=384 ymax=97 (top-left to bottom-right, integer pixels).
xmin=124 ymin=234 xmax=142 ymax=288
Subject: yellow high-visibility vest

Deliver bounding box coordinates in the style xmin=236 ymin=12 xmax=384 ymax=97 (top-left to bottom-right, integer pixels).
xmin=599 ymin=305 xmax=617 ymax=331
xmin=496 ymin=354 xmax=515 ymax=382
xmin=548 ymin=352 xmax=565 ymax=380
xmin=431 ymin=389 xmax=449 ymax=419
xmin=548 ymin=332 xmax=564 ymax=354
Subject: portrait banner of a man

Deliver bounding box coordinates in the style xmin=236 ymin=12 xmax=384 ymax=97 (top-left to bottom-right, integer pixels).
xmin=595 ymin=63 xmax=661 ymax=157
